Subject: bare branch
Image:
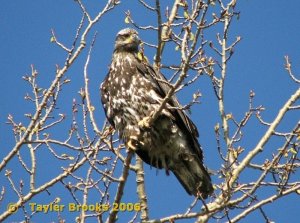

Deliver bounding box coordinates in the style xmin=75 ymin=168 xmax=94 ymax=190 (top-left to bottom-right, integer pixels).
xmin=106 ymin=151 xmax=134 ymax=223
xmin=135 ymin=156 xmax=149 ymax=221
xmin=230 ymin=87 xmax=300 ymax=187
xmin=229 ymin=183 xmax=300 ymax=223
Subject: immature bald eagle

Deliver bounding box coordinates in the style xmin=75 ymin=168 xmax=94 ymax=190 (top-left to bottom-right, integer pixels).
xmin=100 ymin=28 xmax=213 ymax=198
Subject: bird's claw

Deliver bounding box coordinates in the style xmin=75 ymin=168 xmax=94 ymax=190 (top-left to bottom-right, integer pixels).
xmin=126 ymin=136 xmax=144 ymax=152
xmin=138 ymin=116 xmax=151 ymax=129
xmin=126 ymin=139 xmax=137 ymax=151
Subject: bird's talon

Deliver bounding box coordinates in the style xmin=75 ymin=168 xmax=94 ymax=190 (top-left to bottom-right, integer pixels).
xmin=138 ymin=116 xmax=151 ymax=129
xmin=126 ymin=139 xmax=137 ymax=151
xmin=126 ymin=135 xmax=143 ymax=151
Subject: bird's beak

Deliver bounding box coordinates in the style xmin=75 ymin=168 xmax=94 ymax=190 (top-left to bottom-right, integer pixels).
xmin=130 ymin=33 xmax=141 ymax=44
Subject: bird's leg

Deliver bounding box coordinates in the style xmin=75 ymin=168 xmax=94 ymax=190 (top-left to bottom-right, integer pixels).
xmin=126 ymin=136 xmax=137 ymax=151
xmin=126 ymin=135 xmax=144 ymax=152
xmin=138 ymin=116 xmax=150 ymax=129
xmin=138 ymin=112 xmax=154 ymax=129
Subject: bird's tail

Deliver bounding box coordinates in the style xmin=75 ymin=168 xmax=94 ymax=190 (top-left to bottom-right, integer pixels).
xmin=172 ymin=158 xmax=213 ymax=199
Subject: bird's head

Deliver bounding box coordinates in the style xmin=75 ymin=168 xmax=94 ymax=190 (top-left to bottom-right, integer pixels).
xmin=114 ymin=28 xmax=141 ymax=53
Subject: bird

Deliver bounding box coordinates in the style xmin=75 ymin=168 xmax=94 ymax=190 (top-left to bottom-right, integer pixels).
xmin=100 ymin=28 xmax=213 ymax=199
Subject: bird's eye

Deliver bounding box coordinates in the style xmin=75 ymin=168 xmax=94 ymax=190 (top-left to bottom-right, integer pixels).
xmin=122 ymin=33 xmax=130 ymax=38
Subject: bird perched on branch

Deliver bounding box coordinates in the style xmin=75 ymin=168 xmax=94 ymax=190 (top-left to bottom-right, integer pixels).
xmin=100 ymin=28 xmax=213 ymax=198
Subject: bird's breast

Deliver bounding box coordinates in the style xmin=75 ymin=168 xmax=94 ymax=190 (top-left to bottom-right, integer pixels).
xmin=107 ymin=55 xmax=159 ymax=136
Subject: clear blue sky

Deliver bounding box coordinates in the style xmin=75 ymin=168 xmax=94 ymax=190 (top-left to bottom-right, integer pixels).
xmin=0 ymin=1 xmax=299 ymax=222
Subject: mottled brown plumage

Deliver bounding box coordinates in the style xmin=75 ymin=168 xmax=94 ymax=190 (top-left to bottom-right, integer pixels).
xmin=100 ymin=28 xmax=213 ymax=198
